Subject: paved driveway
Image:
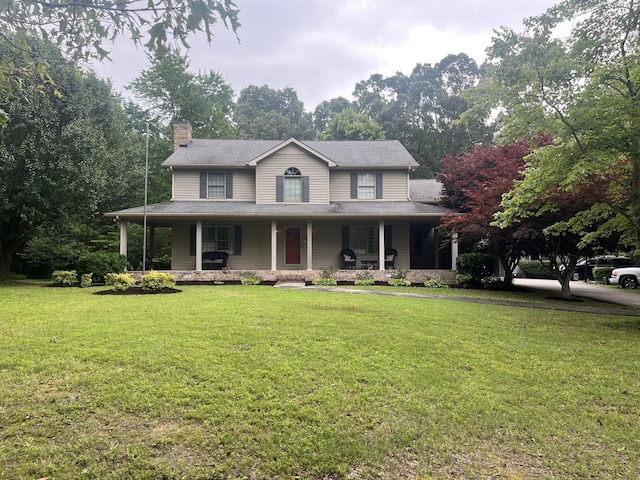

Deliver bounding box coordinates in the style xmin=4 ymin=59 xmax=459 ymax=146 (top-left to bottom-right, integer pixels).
xmin=514 ymin=278 xmax=640 ymax=308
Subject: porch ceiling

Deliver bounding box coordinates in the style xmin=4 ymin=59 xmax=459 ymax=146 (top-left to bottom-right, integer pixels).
xmin=106 ymin=200 xmax=450 ymax=225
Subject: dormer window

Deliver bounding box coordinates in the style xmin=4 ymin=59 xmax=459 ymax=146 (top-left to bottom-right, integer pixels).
xmin=277 ymin=167 xmax=309 ymax=202
xmin=284 ymin=167 xmax=302 ymax=201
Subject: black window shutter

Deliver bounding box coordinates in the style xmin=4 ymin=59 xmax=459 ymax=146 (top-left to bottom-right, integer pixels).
xmin=302 ymin=176 xmax=310 ymax=202
xmin=342 ymin=225 xmax=349 ymax=249
xmin=200 ymin=172 xmax=207 ymax=198
xmin=226 ymin=172 xmax=233 ymax=199
xmin=384 ymin=224 xmax=392 ymax=249
xmin=234 ymin=225 xmax=242 ymax=255
xmin=350 ymin=172 xmax=357 ymax=199
xmin=189 ymin=224 xmax=196 ymax=255
xmin=376 ymin=172 xmax=383 ymax=199
xmin=276 ymin=176 xmax=284 ymax=202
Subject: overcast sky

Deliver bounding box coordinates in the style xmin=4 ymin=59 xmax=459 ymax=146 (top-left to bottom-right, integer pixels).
xmin=92 ymin=0 xmax=560 ymax=111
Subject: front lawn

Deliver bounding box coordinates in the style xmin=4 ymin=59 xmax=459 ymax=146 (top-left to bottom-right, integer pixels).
xmin=0 ymin=284 xmax=638 ymax=479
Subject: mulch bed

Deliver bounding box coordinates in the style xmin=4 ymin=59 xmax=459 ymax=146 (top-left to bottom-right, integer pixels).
xmin=94 ymin=287 xmax=182 ymax=295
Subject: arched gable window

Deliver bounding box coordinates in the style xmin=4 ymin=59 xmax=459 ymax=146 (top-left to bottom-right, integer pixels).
xmin=276 ymin=167 xmax=309 ymax=202
xmin=284 ymin=167 xmax=302 ymax=201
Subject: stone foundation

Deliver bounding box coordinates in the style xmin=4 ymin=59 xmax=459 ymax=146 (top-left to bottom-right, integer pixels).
xmin=128 ymin=269 xmax=456 ymax=285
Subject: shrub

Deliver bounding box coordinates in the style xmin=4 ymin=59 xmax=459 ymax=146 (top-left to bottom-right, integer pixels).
xmin=241 ymin=271 xmax=262 ymax=285
xmin=112 ymin=273 xmax=136 ymax=291
xmin=593 ymin=266 xmax=614 ymax=283
xmin=312 ymin=277 xmax=338 ymax=286
xmin=456 ymin=273 xmax=475 ymax=289
xmin=80 ymin=273 xmax=93 ymax=288
xmin=517 ymin=260 xmax=555 ymax=279
xmin=456 ymin=253 xmax=494 ymax=288
xmin=76 ymin=251 xmax=127 ymax=283
xmin=388 ymin=278 xmax=411 ymax=287
xmin=481 ymin=275 xmax=508 ymax=291
xmin=140 ymin=271 xmax=176 ymax=291
xmin=104 ymin=273 xmax=119 ymax=286
xmin=313 ymin=265 xmax=338 ymax=286
xmin=424 ymin=278 xmax=449 ymax=289
xmin=52 ymin=270 xmax=77 ymax=286
xmin=355 ymin=270 xmax=375 ymax=286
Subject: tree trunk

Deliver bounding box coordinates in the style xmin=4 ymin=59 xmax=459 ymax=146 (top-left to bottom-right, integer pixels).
xmin=0 ymin=250 xmax=13 ymax=282
xmin=559 ymin=276 xmax=572 ymax=300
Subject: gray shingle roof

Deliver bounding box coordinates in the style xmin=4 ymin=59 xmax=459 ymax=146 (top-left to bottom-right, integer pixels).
xmin=107 ymin=201 xmax=449 ymax=221
xmin=410 ymin=179 xmax=444 ymax=204
xmin=163 ymin=139 xmax=419 ymax=168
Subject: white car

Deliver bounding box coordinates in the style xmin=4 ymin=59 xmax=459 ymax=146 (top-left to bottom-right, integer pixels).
xmin=609 ymin=267 xmax=640 ymax=289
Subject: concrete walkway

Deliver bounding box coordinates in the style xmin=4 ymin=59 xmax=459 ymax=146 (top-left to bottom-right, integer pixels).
xmin=276 ymin=279 xmax=640 ymax=317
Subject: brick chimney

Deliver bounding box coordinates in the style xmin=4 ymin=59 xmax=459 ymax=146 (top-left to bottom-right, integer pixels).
xmin=173 ymin=120 xmax=193 ymax=151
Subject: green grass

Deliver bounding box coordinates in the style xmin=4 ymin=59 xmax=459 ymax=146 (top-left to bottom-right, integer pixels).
xmin=0 ymin=284 xmax=639 ymax=479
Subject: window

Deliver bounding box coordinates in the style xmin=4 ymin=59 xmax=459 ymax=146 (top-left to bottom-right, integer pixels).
xmin=200 ymin=172 xmax=233 ymax=199
xmin=203 ymin=226 xmax=234 ymax=254
xmin=358 ymin=173 xmax=375 ymax=199
xmin=349 ymin=225 xmax=378 ymax=255
xmin=208 ymin=173 xmax=225 ymax=198
xmin=284 ymin=167 xmax=302 ymax=201
xmin=190 ymin=225 xmax=242 ymax=256
xmin=350 ymin=172 xmax=382 ymax=199
xmin=277 ymin=167 xmax=309 ymax=202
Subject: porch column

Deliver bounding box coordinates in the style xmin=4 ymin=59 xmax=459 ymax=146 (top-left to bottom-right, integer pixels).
xmin=119 ymin=219 xmax=128 ymax=257
xmin=378 ymin=220 xmax=385 ymax=270
xmin=306 ymin=221 xmax=313 ymax=270
xmin=271 ymin=221 xmax=277 ymax=271
xmin=195 ymin=221 xmax=203 ymax=271
xmin=452 ymin=232 xmax=459 ymax=270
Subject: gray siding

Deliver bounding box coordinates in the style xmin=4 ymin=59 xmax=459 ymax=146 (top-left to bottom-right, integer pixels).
xmin=173 ymin=169 xmax=255 ymax=201
xmin=329 ymin=170 xmax=409 ymax=201
xmin=255 ymin=144 xmax=329 ymax=204
xmin=171 ymin=219 xmax=411 ymax=271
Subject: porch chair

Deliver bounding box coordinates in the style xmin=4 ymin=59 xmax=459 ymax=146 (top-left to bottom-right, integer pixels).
xmin=340 ymin=248 xmax=357 ymax=270
xmin=384 ymin=248 xmax=398 ymax=269
xmin=202 ymin=251 xmax=229 ymax=270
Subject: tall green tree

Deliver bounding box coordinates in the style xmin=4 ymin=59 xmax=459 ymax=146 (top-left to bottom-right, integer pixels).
xmin=128 ymin=48 xmax=235 ymax=138
xmin=484 ymin=0 xmax=640 ymax=254
xmin=312 ymin=97 xmax=353 ymax=133
xmin=318 ymin=108 xmax=385 ymax=140
xmin=0 ymin=37 xmax=141 ymax=280
xmin=234 ymin=85 xmax=314 ymax=139
xmin=0 ymin=0 xmax=240 ymax=126
xmin=352 ymin=54 xmax=494 ymax=177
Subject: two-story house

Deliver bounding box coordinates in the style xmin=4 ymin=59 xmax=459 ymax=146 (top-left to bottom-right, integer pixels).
xmin=107 ymin=121 xmax=456 ymax=280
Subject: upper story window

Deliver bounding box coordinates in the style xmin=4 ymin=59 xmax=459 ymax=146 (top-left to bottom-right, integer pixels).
xmin=351 ymin=172 xmax=382 ymax=199
xmin=200 ymin=172 xmax=233 ymax=199
xmin=284 ymin=167 xmax=302 ymax=201
xmin=277 ymin=167 xmax=309 ymax=203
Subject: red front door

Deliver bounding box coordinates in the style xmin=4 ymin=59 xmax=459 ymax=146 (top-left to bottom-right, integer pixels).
xmin=285 ymin=227 xmax=301 ymax=265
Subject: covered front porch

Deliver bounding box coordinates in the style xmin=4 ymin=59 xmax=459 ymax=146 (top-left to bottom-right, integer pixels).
xmin=115 ymin=215 xmax=458 ymax=274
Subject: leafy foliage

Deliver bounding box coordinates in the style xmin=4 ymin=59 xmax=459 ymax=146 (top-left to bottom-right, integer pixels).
xmin=0 ymin=0 xmax=240 ymax=126
xmin=112 ymin=273 xmax=136 ymax=291
xmin=318 ymin=108 xmax=385 ymax=140
xmin=140 ymin=271 xmax=176 ymax=291
xmin=76 ymin=252 xmax=127 ymax=283
xmin=234 ymin=85 xmax=313 ymax=140
xmin=0 ymin=36 xmax=141 ymax=280
xmin=455 ymin=253 xmax=493 ymax=289
xmin=127 ymin=48 xmax=235 ymax=138
xmin=51 ymin=270 xmax=77 ymax=286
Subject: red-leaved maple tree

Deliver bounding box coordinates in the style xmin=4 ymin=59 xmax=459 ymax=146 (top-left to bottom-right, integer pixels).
xmin=437 ymin=136 xmax=552 ymax=284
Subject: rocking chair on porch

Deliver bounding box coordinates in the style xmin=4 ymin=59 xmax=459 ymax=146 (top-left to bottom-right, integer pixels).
xmin=340 ymin=248 xmax=357 ymax=270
